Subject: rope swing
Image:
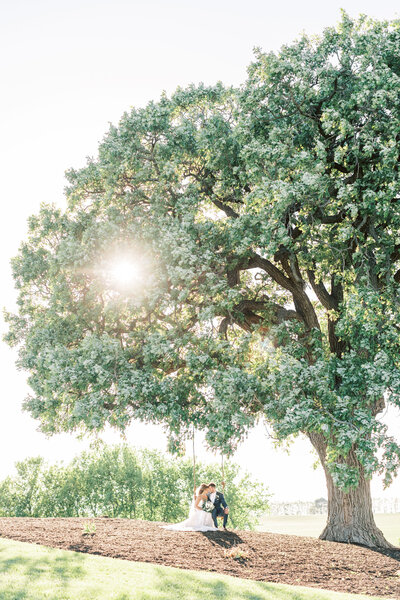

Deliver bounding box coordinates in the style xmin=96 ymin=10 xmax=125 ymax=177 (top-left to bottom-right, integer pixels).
xmin=191 ymin=435 xmax=235 ymax=527
xmin=191 ymin=425 xmax=226 ymax=496
xmin=192 ymin=424 xmax=197 ymax=499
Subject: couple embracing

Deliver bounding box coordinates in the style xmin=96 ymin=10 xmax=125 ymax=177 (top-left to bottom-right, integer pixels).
xmin=164 ymin=482 xmax=229 ymax=532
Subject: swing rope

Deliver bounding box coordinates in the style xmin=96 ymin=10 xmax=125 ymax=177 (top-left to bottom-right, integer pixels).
xmin=221 ymin=453 xmax=235 ymax=528
xmin=192 ymin=425 xmax=197 ymax=500
xmin=192 ymin=428 xmax=227 ymax=503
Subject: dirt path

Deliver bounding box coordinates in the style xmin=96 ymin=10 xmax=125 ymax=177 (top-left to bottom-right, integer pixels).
xmin=0 ymin=518 xmax=399 ymax=598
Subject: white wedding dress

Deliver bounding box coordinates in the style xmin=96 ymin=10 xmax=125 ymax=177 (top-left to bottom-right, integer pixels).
xmin=163 ymin=495 xmax=217 ymax=532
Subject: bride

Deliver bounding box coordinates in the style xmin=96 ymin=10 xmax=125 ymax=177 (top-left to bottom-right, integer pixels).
xmin=163 ymin=484 xmax=217 ymax=531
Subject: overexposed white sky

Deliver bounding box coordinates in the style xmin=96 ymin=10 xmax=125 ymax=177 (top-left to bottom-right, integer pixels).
xmin=1 ymin=0 xmax=400 ymax=502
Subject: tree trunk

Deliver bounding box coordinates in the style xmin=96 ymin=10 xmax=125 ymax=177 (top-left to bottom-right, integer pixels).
xmin=308 ymin=432 xmax=393 ymax=549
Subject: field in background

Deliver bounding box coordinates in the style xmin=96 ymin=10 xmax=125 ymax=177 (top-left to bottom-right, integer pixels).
xmin=258 ymin=514 xmax=400 ymax=546
xmin=0 ymin=538 xmax=386 ymax=600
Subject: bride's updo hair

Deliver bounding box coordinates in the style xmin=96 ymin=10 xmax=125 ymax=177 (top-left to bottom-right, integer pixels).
xmin=198 ymin=483 xmax=209 ymax=495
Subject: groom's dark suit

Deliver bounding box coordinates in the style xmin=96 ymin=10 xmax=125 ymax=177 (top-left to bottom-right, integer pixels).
xmin=208 ymin=491 xmax=228 ymax=528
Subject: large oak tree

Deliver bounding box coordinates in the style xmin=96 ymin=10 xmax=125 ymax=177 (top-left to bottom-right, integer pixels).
xmin=6 ymin=14 xmax=400 ymax=547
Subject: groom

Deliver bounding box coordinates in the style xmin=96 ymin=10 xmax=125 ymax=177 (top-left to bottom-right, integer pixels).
xmin=207 ymin=482 xmax=229 ymax=530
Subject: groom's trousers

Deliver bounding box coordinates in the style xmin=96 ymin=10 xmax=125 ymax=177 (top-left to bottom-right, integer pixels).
xmin=212 ymin=507 xmax=228 ymax=528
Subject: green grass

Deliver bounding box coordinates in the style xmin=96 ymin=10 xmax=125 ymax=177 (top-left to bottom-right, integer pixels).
xmin=0 ymin=537 xmax=386 ymax=600
xmin=258 ymin=513 xmax=400 ymax=546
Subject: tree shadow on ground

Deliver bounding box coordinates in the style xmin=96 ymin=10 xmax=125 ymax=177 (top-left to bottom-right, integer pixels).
xmin=201 ymin=530 xmax=244 ymax=549
xmin=0 ymin=543 xmax=315 ymax=600
xmin=364 ymin=544 xmax=400 ymax=563
xmin=146 ymin=565 xmax=319 ymax=600
xmin=0 ymin=543 xmax=86 ymax=600
xmin=200 ymin=530 xmax=261 ymax=561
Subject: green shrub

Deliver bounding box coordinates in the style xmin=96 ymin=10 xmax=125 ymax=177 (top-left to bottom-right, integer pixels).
xmin=0 ymin=444 xmax=270 ymax=529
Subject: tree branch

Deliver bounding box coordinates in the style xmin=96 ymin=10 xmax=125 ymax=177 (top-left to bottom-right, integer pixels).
xmin=307 ymin=269 xmax=336 ymax=310
xmin=211 ymin=199 xmax=240 ymax=218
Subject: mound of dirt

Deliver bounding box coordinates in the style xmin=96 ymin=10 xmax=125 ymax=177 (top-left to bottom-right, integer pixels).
xmin=0 ymin=517 xmax=399 ymax=598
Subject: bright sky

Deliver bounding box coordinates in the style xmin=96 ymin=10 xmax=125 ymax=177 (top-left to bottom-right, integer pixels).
xmin=1 ymin=0 xmax=400 ymax=503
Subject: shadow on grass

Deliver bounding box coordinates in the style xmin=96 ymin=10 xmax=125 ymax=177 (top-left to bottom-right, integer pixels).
xmin=0 ymin=543 xmax=86 ymax=600
xmin=141 ymin=565 xmax=318 ymax=600
xmin=0 ymin=538 xmax=375 ymax=600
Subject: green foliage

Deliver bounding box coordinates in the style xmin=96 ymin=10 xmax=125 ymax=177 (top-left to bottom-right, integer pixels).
xmin=5 ymin=14 xmax=400 ymax=494
xmin=0 ymin=458 xmax=45 ymax=517
xmin=0 ymin=445 xmax=270 ymax=529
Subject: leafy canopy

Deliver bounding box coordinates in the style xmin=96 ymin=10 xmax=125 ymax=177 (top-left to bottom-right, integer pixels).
xmin=6 ymin=14 xmax=400 ymax=490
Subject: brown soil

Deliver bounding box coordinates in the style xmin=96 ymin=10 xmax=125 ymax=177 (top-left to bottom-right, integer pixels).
xmin=0 ymin=517 xmax=399 ymax=598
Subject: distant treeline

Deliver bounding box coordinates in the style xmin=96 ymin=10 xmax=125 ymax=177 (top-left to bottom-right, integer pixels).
xmin=270 ymin=497 xmax=400 ymax=516
xmin=0 ymin=444 xmax=270 ymax=529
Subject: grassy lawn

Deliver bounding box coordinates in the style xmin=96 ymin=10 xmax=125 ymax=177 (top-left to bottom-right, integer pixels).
xmin=258 ymin=514 xmax=400 ymax=546
xmin=0 ymin=537 xmax=386 ymax=600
